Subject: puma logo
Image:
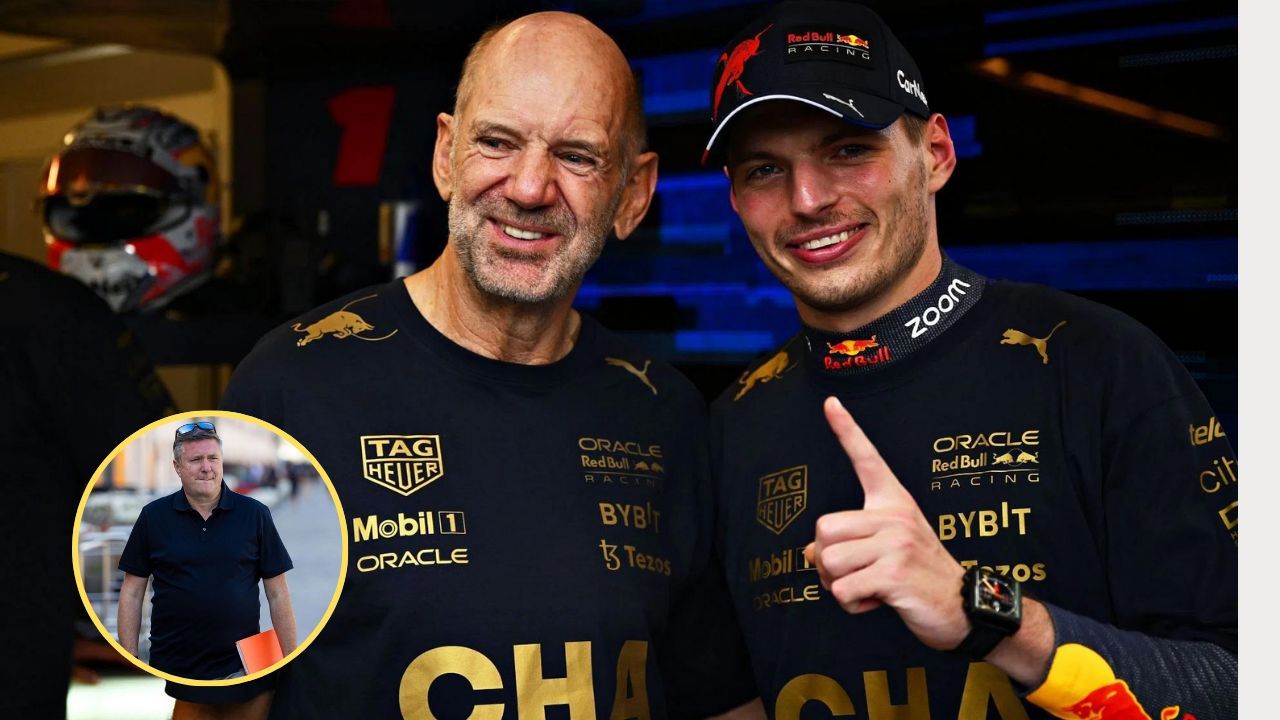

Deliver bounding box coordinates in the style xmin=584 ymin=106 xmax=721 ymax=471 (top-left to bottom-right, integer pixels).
xmin=292 ymin=294 xmax=399 ymax=347
xmin=822 ymin=92 xmax=865 ymax=118
xmin=1000 ymin=321 xmax=1067 ymax=365
xmin=605 ymin=357 xmax=657 ymax=395
xmin=735 ymin=350 xmax=797 ymax=401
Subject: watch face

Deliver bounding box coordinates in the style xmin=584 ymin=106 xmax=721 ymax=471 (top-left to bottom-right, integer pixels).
xmin=975 ymin=573 xmax=1018 ymax=615
xmin=967 ymin=568 xmax=1022 ymax=633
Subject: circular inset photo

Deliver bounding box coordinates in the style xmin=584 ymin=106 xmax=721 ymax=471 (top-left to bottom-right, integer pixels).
xmin=72 ymin=411 xmax=347 ymax=686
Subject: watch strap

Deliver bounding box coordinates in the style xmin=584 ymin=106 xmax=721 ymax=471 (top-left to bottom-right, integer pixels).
xmin=948 ymin=621 xmax=1008 ymax=660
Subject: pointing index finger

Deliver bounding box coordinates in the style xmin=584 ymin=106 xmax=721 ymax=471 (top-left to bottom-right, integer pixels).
xmin=823 ymin=396 xmax=912 ymax=509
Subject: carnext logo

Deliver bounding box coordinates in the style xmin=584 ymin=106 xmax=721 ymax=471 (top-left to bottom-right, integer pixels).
xmin=897 ymin=70 xmax=927 ymax=106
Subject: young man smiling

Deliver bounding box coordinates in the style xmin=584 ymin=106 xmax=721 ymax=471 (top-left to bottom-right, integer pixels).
xmin=705 ymin=2 xmax=1237 ymax=719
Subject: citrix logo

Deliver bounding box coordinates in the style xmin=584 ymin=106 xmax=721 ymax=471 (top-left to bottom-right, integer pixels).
xmin=897 ymin=69 xmax=927 ymax=106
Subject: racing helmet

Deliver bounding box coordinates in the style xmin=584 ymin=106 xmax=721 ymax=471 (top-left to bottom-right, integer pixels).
xmin=39 ymin=105 xmax=221 ymax=312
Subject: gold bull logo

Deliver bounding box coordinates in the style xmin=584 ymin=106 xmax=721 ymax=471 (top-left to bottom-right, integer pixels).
xmin=735 ymin=349 xmax=797 ymax=401
xmin=992 ymin=450 xmax=1039 ymax=466
xmin=293 ymin=294 xmax=398 ymax=347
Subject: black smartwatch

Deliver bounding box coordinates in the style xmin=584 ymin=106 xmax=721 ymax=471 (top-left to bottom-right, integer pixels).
xmin=949 ymin=566 xmax=1022 ymax=660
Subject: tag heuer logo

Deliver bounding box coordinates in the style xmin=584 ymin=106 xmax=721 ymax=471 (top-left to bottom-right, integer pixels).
xmin=360 ymin=435 xmax=443 ymax=496
xmin=757 ymin=465 xmax=807 ymax=535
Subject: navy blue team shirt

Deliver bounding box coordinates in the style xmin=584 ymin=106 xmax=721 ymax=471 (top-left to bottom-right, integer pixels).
xmin=119 ymin=482 xmax=293 ymax=679
xmin=178 ymin=279 xmax=757 ymax=717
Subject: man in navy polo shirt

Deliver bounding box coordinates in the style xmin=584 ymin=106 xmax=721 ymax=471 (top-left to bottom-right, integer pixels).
xmin=118 ymin=421 xmax=297 ymax=680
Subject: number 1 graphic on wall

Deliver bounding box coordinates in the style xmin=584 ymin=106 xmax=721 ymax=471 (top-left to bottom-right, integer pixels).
xmin=329 ymin=86 xmax=396 ymax=187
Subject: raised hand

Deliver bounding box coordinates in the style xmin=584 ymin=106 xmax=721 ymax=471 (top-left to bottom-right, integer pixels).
xmin=805 ymin=396 xmax=969 ymax=651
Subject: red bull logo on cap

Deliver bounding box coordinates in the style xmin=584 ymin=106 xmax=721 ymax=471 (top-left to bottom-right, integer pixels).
xmin=785 ymin=27 xmax=873 ymax=66
xmin=835 ymin=33 xmax=870 ymax=48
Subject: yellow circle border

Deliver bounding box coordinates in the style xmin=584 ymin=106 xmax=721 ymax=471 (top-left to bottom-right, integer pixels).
xmin=70 ymin=409 xmax=349 ymax=686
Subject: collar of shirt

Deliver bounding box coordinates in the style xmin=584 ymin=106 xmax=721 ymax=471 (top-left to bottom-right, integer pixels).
xmin=171 ymin=481 xmax=236 ymax=514
xmin=800 ymin=255 xmax=985 ymax=377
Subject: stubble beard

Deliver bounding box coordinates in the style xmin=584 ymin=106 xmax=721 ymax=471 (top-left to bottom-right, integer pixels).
xmin=774 ymin=161 xmax=932 ymax=315
xmin=448 ymin=180 xmax=625 ymax=305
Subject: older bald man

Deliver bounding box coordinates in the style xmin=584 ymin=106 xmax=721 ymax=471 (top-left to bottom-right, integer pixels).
xmin=171 ymin=11 xmax=762 ymax=720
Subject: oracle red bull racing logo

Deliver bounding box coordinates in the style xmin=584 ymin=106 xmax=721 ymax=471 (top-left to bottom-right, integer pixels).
xmin=824 ymin=336 xmax=891 ymax=369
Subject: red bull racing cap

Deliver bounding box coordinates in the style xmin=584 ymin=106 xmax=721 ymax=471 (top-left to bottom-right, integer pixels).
xmin=703 ymin=0 xmax=931 ymax=165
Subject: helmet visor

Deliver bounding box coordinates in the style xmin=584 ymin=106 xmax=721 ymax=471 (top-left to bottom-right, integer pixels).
xmin=44 ymin=193 xmax=190 ymax=244
xmin=42 ymin=147 xmax=183 ymax=197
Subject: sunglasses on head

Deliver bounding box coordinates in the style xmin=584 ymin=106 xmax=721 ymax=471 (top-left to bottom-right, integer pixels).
xmin=176 ymin=421 xmax=216 ymax=436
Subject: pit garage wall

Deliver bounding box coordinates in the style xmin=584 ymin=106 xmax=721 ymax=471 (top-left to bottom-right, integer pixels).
xmin=0 ymin=33 xmax=234 ymax=410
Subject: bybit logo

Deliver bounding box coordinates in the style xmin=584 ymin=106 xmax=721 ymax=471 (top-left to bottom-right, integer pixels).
xmin=938 ymin=502 xmax=1031 ymax=540
xmin=599 ymin=501 xmax=661 ymax=533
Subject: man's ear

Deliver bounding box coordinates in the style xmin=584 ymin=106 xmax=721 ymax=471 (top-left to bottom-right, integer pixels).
xmin=923 ymin=113 xmax=956 ymax=194
xmin=612 ymin=151 xmax=660 ymax=240
xmin=432 ymin=112 xmax=456 ymax=203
